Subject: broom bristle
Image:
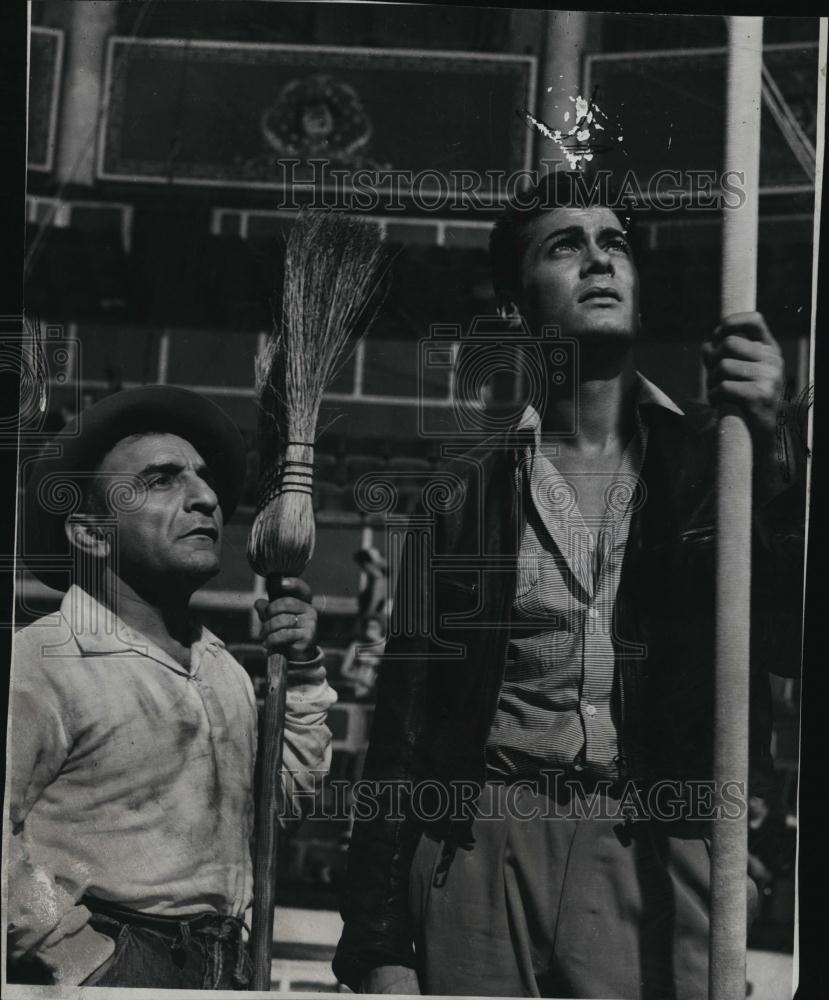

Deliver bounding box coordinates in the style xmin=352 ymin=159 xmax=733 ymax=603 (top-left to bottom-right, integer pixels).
xmin=248 ymin=210 xmax=388 ymax=579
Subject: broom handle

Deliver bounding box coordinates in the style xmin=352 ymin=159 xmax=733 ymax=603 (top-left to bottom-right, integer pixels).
xmin=710 ymin=16 xmax=763 ymax=1000
xmin=250 ymin=579 xmax=290 ymax=991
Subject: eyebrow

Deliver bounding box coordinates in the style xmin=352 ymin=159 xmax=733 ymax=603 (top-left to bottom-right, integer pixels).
xmin=540 ymin=225 xmax=628 ymax=246
xmin=137 ymin=461 xmax=215 ymax=483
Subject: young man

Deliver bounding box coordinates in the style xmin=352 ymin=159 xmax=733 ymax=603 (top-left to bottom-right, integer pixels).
xmin=7 ymin=385 xmax=336 ymax=989
xmin=333 ymin=174 xmax=805 ymax=998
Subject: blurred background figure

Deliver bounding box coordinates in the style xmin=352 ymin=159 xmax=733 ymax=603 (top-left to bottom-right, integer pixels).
xmin=340 ymin=547 xmax=388 ymax=701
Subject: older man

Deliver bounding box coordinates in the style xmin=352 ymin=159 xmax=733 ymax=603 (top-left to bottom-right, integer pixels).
xmin=334 ymin=173 xmax=804 ymax=998
xmin=7 ymin=385 xmax=336 ymax=990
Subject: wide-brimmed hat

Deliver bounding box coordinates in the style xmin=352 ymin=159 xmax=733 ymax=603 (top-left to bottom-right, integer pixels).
xmin=22 ymin=385 xmax=247 ymax=591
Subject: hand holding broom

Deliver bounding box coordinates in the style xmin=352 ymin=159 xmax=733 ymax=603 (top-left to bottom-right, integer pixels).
xmin=247 ymin=210 xmax=388 ymax=991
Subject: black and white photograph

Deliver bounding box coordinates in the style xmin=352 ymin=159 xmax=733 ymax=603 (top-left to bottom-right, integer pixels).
xmin=2 ymin=3 xmax=823 ymax=998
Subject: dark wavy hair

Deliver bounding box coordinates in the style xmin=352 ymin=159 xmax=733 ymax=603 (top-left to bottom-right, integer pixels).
xmin=489 ymin=170 xmax=641 ymax=303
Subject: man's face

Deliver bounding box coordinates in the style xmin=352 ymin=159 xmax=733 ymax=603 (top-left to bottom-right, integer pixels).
xmin=96 ymin=432 xmax=223 ymax=590
xmin=514 ymin=206 xmax=640 ymax=343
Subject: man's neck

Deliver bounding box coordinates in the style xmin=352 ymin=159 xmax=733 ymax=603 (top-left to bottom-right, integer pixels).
xmin=94 ymin=571 xmax=195 ymax=665
xmin=539 ymin=345 xmax=637 ymax=453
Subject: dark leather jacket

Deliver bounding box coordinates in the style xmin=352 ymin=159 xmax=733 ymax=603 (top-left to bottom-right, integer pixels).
xmin=333 ymin=402 xmax=804 ymax=989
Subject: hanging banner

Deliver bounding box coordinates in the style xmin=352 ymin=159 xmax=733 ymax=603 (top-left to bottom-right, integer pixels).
xmin=98 ymin=37 xmax=536 ymax=201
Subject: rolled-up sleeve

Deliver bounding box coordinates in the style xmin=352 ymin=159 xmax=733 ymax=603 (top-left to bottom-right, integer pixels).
xmin=279 ymin=650 xmax=338 ymax=828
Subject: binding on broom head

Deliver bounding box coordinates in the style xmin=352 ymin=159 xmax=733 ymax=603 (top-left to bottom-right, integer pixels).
xmin=248 ymin=209 xmax=389 ymax=580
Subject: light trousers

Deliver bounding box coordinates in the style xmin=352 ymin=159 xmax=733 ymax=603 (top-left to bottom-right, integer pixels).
xmin=409 ymin=783 xmax=757 ymax=999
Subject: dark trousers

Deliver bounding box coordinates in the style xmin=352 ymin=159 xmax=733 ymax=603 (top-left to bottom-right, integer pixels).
xmin=80 ymin=897 xmax=252 ymax=990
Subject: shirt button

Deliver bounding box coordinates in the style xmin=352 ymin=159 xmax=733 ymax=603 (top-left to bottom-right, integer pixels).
xmin=588 ymin=606 xmax=598 ymax=619
xmin=584 ymin=703 xmax=597 ymax=717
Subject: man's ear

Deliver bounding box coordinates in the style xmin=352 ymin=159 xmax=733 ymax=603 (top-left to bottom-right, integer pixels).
xmin=64 ymin=515 xmax=111 ymax=559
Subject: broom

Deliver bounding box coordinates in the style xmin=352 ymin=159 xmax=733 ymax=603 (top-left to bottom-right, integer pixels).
xmin=247 ymin=210 xmax=388 ymax=991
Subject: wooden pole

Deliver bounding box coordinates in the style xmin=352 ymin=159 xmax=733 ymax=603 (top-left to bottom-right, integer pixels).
xmin=246 ymin=214 xmax=388 ymax=991
xmin=55 ymin=1 xmax=117 ymax=187
xmin=250 ymin=611 xmax=288 ymax=991
xmin=710 ymin=16 xmax=763 ymax=1000
xmin=538 ymin=11 xmax=589 ymax=171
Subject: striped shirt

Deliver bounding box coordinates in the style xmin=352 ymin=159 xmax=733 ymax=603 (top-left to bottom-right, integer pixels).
xmin=485 ymin=375 xmax=683 ymax=783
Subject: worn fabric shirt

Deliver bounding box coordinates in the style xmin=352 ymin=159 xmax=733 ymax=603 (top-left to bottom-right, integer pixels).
xmin=6 ymin=584 xmax=337 ymax=984
xmin=485 ymin=375 xmax=683 ymax=783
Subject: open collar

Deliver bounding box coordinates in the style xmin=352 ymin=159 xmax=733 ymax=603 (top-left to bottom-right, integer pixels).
xmin=60 ymin=584 xmax=225 ymax=676
xmin=514 ymin=372 xmax=683 ymax=597
xmin=517 ymin=371 xmax=684 ymax=440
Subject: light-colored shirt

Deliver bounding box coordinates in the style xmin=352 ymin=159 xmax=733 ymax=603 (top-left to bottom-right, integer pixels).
xmin=485 ymin=375 xmax=683 ymax=783
xmin=6 ymin=584 xmax=337 ymax=984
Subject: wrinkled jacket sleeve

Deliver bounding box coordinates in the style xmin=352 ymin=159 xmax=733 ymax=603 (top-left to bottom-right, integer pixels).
xmin=751 ymin=478 xmax=807 ymax=679
xmin=332 ymin=569 xmax=433 ymax=989
xmin=332 ymin=446 xmax=509 ymax=990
